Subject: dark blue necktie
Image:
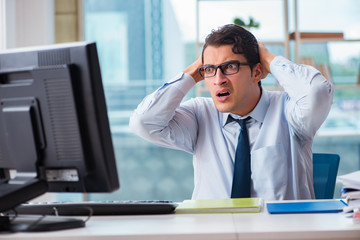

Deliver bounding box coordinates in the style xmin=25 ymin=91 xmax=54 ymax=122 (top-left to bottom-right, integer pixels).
xmin=231 ymin=116 xmax=251 ymax=198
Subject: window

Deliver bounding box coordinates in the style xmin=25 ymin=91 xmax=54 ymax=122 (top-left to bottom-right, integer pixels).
xmin=77 ymin=0 xmax=360 ymax=201
xmin=83 ymin=0 xmax=194 ymax=202
xmin=293 ymin=0 xmax=360 ymax=188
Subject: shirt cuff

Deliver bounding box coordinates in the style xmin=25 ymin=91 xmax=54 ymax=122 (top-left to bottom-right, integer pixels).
xmin=160 ymin=72 xmax=196 ymax=96
xmin=269 ymin=56 xmax=291 ymax=77
xmin=269 ymin=55 xmax=325 ymax=101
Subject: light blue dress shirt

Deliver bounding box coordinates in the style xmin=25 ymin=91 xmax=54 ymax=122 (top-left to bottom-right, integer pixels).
xmin=129 ymin=56 xmax=334 ymax=200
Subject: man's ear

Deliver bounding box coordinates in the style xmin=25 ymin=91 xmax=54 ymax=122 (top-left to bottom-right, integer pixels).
xmin=252 ymin=63 xmax=263 ymax=83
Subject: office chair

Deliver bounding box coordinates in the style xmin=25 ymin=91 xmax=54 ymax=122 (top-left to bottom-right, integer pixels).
xmin=313 ymin=153 xmax=340 ymax=199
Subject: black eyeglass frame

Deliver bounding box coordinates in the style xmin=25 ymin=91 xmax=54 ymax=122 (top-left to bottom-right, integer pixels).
xmin=198 ymin=61 xmax=251 ymax=78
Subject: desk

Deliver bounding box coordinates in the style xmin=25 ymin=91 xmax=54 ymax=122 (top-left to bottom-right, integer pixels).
xmin=1 ymin=208 xmax=359 ymax=239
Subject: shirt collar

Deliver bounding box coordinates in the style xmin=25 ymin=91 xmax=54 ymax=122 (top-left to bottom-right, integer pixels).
xmin=221 ymin=87 xmax=270 ymax=127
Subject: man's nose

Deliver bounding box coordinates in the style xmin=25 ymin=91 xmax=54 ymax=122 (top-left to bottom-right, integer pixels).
xmin=213 ymin=70 xmax=228 ymax=85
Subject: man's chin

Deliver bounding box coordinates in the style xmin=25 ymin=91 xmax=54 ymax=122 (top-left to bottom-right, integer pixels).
xmin=213 ymin=102 xmax=232 ymax=113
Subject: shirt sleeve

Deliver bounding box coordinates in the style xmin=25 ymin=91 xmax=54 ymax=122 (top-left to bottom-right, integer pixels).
xmin=270 ymin=56 xmax=334 ymax=141
xmin=129 ymin=73 xmax=198 ymax=154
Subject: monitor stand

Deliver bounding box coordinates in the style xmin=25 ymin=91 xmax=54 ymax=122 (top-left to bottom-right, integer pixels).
xmin=0 ymin=177 xmax=85 ymax=232
xmin=0 ymin=177 xmax=48 ymax=212
xmin=0 ymin=215 xmax=85 ymax=232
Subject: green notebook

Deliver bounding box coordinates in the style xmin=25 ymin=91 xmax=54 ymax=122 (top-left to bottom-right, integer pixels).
xmin=175 ymin=198 xmax=262 ymax=214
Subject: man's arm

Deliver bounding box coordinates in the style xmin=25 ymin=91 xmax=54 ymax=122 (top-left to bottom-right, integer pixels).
xmin=129 ymin=58 xmax=203 ymax=153
xmin=259 ymin=42 xmax=334 ymax=140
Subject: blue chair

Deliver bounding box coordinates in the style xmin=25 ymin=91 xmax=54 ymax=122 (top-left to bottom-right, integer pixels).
xmin=313 ymin=153 xmax=340 ymax=199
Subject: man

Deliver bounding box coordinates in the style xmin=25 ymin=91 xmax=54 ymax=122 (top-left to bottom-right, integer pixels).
xmin=129 ymin=24 xmax=334 ymax=200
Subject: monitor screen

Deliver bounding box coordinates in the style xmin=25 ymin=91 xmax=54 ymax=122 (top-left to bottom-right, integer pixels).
xmin=0 ymin=42 xmax=120 ymax=212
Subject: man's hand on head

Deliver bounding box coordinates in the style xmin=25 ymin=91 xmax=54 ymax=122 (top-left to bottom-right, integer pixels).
xmin=258 ymin=42 xmax=277 ymax=79
xmin=184 ymin=55 xmax=203 ymax=83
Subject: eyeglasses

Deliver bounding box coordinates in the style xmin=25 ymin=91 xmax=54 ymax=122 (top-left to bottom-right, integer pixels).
xmin=198 ymin=61 xmax=250 ymax=78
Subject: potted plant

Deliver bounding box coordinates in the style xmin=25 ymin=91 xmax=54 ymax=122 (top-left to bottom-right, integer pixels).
xmin=233 ymin=16 xmax=260 ymax=30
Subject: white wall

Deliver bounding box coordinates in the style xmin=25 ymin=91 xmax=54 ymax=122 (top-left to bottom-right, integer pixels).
xmin=0 ymin=0 xmax=7 ymax=49
xmin=1 ymin=0 xmax=54 ymax=49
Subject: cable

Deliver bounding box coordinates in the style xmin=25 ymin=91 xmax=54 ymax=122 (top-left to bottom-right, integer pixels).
xmin=6 ymin=208 xmax=18 ymax=222
xmin=26 ymin=215 xmax=46 ymax=231
xmin=50 ymin=206 xmax=92 ymax=222
xmin=82 ymin=207 xmax=93 ymax=223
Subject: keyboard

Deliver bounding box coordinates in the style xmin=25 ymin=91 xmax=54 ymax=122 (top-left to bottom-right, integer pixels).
xmin=8 ymin=200 xmax=178 ymax=216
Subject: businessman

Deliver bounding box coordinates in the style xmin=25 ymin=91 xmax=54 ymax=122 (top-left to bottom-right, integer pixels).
xmin=129 ymin=24 xmax=334 ymax=200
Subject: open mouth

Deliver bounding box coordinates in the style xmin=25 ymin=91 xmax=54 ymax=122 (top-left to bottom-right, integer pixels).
xmin=217 ymin=91 xmax=230 ymax=97
xmin=216 ymin=89 xmax=230 ymax=97
xmin=216 ymin=89 xmax=231 ymax=102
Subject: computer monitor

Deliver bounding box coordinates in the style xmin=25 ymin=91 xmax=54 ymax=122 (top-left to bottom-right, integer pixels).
xmin=0 ymin=42 xmax=120 ymax=213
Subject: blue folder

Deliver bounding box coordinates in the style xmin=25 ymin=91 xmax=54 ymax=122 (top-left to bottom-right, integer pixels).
xmin=267 ymin=200 xmax=347 ymax=214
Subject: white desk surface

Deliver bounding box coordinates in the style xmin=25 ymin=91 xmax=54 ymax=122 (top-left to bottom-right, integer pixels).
xmin=1 ymin=206 xmax=360 ymax=240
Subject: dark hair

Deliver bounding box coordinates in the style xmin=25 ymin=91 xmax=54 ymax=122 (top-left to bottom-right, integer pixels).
xmin=202 ymin=24 xmax=260 ymax=69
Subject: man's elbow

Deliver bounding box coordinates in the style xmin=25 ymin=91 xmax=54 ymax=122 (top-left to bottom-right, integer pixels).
xmin=129 ymin=112 xmax=162 ymax=141
xmin=129 ymin=112 xmax=146 ymax=137
xmin=310 ymin=75 xmax=334 ymax=110
xmin=306 ymin=76 xmax=334 ymax=131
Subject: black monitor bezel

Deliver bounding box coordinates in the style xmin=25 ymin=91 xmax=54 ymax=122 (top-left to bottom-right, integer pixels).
xmin=0 ymin=42 xmax=119 ymax=212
